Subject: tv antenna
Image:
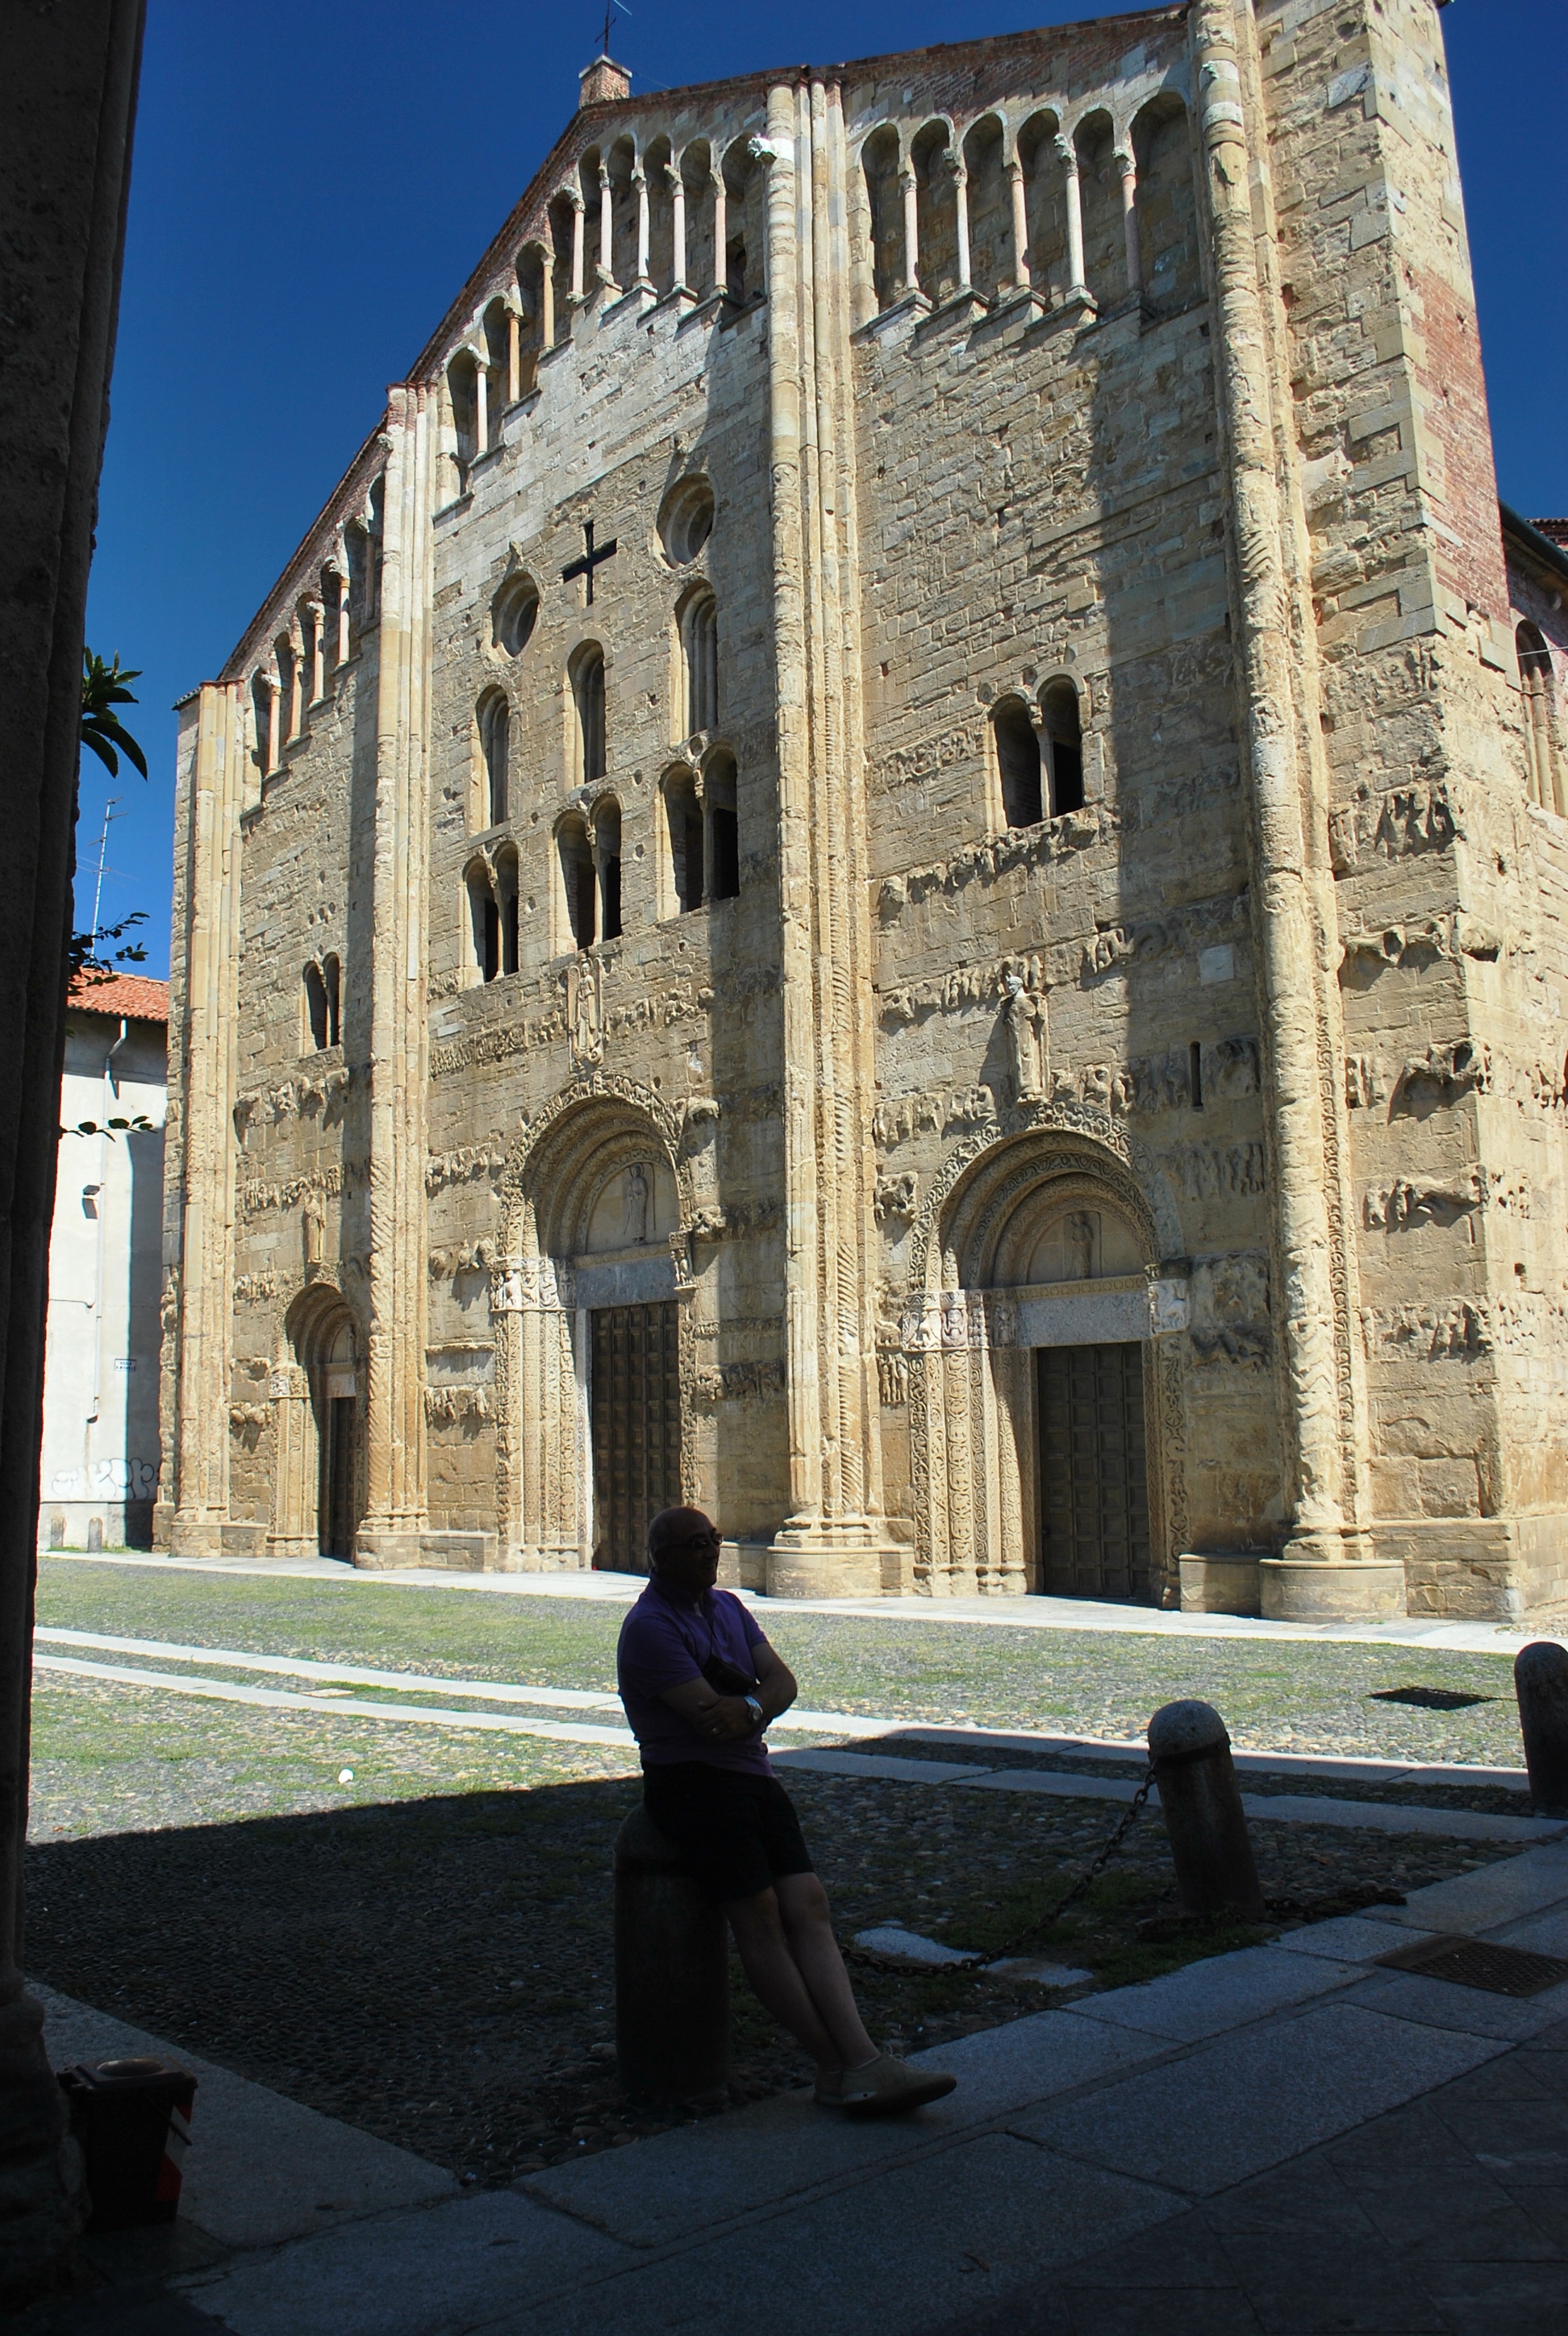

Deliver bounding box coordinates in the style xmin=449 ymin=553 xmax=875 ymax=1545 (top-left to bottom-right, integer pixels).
xmin=89 ymin=799 xmax=122 ymax=948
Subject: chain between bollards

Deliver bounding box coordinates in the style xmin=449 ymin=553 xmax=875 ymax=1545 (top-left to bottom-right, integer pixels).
xmin=843 ymin=1767 xmax=1156 ymax=1975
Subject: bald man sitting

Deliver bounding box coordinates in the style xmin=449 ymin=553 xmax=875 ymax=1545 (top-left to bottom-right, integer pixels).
xmin=615 ymin=1504 xmax=957 ymax=2116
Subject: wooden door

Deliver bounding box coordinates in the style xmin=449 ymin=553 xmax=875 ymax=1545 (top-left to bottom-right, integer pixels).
xmin=1036 ymin=1342 xmax=1151 ymax=1601
xmin=590 ymin=1302 xmax=683 ymax=1572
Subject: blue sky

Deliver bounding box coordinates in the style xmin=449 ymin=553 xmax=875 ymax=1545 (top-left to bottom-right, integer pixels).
xmin=82 ymin=1 xmax=1567 ymax=976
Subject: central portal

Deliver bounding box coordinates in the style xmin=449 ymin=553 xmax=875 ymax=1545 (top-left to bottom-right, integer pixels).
xmin=1036 ymin=1341 xmax=1151 ymax=1601
xmin=590 ymin=1301 xmax=682 ymax=1572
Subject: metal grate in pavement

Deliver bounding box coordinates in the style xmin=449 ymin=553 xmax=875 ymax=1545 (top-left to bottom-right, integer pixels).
xmin=1368 ymin=1685 xmax=1495 ymax=1710
xmin=1375 ymin=1931 xmax=1568 ymax=1996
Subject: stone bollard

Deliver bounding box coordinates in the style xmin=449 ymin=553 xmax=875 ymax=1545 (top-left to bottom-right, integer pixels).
xmin=613 ymin=1805 xmax=730 ymax=2100
xmin=1148 ymin=1700 xmax=1266 ymax=1921
xmin=1515 ymin=1641 xmax=1568 ymax=1818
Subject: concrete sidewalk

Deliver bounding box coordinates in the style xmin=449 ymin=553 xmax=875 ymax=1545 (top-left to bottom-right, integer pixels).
xmin=28 ymin=1843 xmax=1568 ymax=2336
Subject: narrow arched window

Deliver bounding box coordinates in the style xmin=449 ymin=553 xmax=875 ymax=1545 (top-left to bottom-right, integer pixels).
xmin=573 ymin=644 xmax=606 ymax=784
xmin=705 ymin=752 xmax=740 ymax=901
xmin=322 ymin=953 xmax=341 ymax=1046
xmin=993 ymin=699 xmax=1042 ymax=828
xmin=303 ymin=962 xmax=329 ymax=1051
xmin=558 ymin=816 xmax=596 ymax=950
xmin=477 ymin=693 xmax=510 ymax=825
xmin=1042 ymin=681 xmax=1084 ymax=815
xmin=682 ymin=591 xmax=718 ymax=736
xmin=467 ymin=865 xmax=500 ymax=982
xmin=665 ymin=772 xmax=703 ymax=912
xmin=1518 ymin=622 xmax=1561 ymax=813
xmin=595 ymin=800 xmax=623 ymax=941
xmin=252 ymin=672 xmax=273 ymax=778
xmin=494 ymin=847 xmax=519 ymax=975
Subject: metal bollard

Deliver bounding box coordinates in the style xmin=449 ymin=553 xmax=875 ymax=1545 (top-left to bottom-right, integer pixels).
xmin=1148 ymin=1700 xmax=1266 ymax=1921
xmin=613 ymin=1805 xmax=730 ymax=2100
xmin=1515 ymin=1641 xmax=1568 ymax=1818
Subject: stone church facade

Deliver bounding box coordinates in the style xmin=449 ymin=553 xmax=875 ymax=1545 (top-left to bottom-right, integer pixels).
xmin=156 ymin=0 xmax=1568 ymax=1622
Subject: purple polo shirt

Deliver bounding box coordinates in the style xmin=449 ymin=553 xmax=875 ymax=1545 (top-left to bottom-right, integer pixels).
xmin=616 ymin=1578 xmax=773 ymax=1775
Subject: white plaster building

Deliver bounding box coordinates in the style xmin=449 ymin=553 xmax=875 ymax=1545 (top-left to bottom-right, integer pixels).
xmin=40 ymin=973 xmax=168 ymax=1550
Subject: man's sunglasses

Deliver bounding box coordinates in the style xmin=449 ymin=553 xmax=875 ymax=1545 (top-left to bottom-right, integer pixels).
xmin=656 ymin=1530 xmax=721 ymax=1557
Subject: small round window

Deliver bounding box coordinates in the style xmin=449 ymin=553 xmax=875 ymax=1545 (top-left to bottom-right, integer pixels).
xmin=658 ymin=476 xmax=715 ymax=566
xmin=491 ymin=574 xmax=539 ymax=657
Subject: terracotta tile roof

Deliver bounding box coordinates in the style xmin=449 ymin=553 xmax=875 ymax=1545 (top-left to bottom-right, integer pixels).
xmin=68 ymin=970 xmax=169 ymax=1024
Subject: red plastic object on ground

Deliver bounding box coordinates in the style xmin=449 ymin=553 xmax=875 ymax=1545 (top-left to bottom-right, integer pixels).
xmin=57 ymin=2056 xmax=197 ymax=2232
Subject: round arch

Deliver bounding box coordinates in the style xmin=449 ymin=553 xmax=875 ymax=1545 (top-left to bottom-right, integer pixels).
xmin=900 ymin=1124 xmax=1185 ymax=1608
xmin=269 ymin=1281 xmax=363 ymax=1558
xmin=495 ymin=1082 xmax=699 ymax=1573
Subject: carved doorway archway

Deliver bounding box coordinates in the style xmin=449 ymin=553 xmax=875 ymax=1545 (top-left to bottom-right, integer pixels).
xmin=270 ymin=1286 xmax=364 ymax=1558
xmin=496 ymin=1087 xmax=694 ymax=1571
xmin=903 ymin=1128 xmax=1182 ymax=1602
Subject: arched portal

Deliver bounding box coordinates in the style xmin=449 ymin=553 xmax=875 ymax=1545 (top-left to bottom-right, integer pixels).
xmin=269 ymin=1284 xmax=363 ymax=1558
xmin=497 ymin=1089 xmax=694 ymax=1573
xmin=903 ymin=1128 xmax=1184 ymax=1603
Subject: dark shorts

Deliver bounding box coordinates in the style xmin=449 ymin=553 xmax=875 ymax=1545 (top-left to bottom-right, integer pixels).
xmin=641 ymin=1762 xmax=815 ymax=1904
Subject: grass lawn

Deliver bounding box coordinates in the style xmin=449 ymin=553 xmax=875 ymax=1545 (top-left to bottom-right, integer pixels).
xmin=35 ymin=1556 xmax=1531 ymax=1765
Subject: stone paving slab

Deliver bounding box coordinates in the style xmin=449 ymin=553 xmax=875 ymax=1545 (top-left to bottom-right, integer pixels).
xmin=33 ymin=1986 xmax=455 ymax=2249
xmin=1339 ymin=1968 xmax=1568 ymax=2043
xmin=492 ymin=2134 xmax=1183 ymax=2336
xmin=774 ymin=1747 xmax=1566 ymax=1842
xmin=177 ymin=2188 xmax=629 ymax=2336
xmin=519 ymin=2009 xmax=1167 ymax=2247
xmin=1270 ymin=1913 xmax=1433 ymax=1964
xmin=1375 ymin=1845 xmax=1568 ymax=1933
xmin=1009 ymin=2003 xmax=1509 ymax=2196
xmin=1492 ymin=1904 xmax=1568 ymax=1958
xmin=1058 ymin=1945 xmax=1360 ymax=2042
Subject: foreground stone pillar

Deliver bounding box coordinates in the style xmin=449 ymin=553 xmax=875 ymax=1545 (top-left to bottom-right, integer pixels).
xmin=614 ymin=1809 xmax=729 ymax=2099
xmin=0 ymin=0 xmax=146 ymax=2296
xmin=355 ymin=385 xmax=434 ymax=1569
xmin=165 ymin=682 xmax=246 ymax=1555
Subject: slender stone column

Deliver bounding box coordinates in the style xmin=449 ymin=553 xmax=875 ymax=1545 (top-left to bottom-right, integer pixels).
xmin=1007 ymin=155 xmax=1030 ymax=291
xmin=597 ymin=161 xmax=615 ymax=286
xmin=945 ymin=149 xmax=973 ymax=296
xmin=1190 ymin=0 xmax=1370 ymax=1587
xmin=507 ymin=308 xmax=520 ymax=403
xmin=473 ymin=357 xmax=488 ymax=457
xmin=1116 ymin=146 xmax=1141 ymax=295
xmin=332 ymin=557 xmax=350 ymax=666
xmin=307 ymin=599 xmax=325 ymax=703
xmin=760 ymin=79 xmax=886 ymax=1596
xmin=540 ymin=252 xmax=556 ymax=347
xmin=632 ymin=161 xmax=650 ymax=286
xmin=568 ymin=187 xmax=585 ymax=301
xmin=1057 ymin=134 xmax=1090 ymax=304
xmin=668 ymin=163 xmax=687 ymax=293
xmin=899 ymin=161 xmax=919 ymax=296
xmin=264 ymin=667 xmax=281 ymax=773
xmin=354 ymin=386 xmax=433 ymax=1566
xmin=710 ymin=169 xmax=728 ymax=298
xmin=169 ymin=682 xmax=246 ymax=1554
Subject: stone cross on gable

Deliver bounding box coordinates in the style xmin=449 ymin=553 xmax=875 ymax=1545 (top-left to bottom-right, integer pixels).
xmin=562 ymin=517 xmax=619 ymax=605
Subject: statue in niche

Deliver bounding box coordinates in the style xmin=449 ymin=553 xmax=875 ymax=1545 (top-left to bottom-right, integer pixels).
xmin=302 ymin=1198 xmax=324 ymax=1276
xmin=1000 ymin=973 xmax=1046 ymax=1101
xmin=569 ymin=954 xmax=603 ymax=1069
xmin=623 ymin=1161 xmax=650 ymax=1245
xmin=1065 ymin=1210 xmax=1095 ymax=1283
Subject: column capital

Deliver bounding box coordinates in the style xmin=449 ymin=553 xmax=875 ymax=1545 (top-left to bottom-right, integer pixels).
xmin=1053 ymin=132 xmax=1076 ymax=171
xmin=564 ymin=183 xmax=585 ymax=212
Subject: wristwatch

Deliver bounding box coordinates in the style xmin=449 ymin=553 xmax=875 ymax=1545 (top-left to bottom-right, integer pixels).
xmin=743 ymin=1696 xmax=763 ymax=1730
